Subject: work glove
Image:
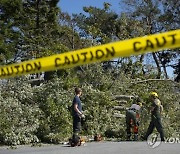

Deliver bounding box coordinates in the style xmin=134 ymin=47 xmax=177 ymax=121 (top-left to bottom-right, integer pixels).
xmin=79 ymin=113 xmax=85 ymax=119
xmin=81 ymin=114 xmax=85 ymax=119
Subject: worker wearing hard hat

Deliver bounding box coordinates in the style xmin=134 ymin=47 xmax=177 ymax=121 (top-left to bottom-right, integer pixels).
xmin=143 ymin=92 xmax=165 ymax=141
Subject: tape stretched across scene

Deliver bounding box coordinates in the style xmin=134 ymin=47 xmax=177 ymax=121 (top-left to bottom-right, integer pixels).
xmin=0 ymin=29 xmax=180 ymax=79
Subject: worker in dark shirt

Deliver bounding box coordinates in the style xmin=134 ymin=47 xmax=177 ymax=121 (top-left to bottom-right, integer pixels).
xmin=71 ymin=87 xmax=85 ymax=146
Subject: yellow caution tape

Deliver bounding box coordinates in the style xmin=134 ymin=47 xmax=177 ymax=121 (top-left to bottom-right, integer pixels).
xmin=0 ymin=29 xmax=180 ymax=79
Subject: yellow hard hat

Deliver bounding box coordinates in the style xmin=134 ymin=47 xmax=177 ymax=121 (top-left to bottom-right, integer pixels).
xmin=150 ymin=92 xmax=158 ymax=98
xmin=137 ymin=102 xmax=143 ymax=107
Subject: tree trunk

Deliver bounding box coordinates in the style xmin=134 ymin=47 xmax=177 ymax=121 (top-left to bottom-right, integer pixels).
xmin=140 ymin=54 xmax=145 ymax=75
xmin=152 ymin=52 xmax=161 ymax=79
xmin=162 ymin=64 xmax=168 ymax=79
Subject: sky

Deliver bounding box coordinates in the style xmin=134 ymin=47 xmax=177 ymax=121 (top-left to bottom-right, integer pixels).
xmin=58 ymin=0 xmax=121 ymax=15
xmin=58 ymin=0 xmax=174 ymax=78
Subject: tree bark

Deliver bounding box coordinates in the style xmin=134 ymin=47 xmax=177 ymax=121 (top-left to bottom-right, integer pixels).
xmin=152 ymin=52 xmax=161 ymax=79
xmin=140 ymin=54 xmax=145 ymax=75
xmin=162 ymin=63 xmax=168 ymax=79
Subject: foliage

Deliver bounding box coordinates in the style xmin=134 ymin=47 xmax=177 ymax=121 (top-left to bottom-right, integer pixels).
xmin=0 ymin=79 xmax=41 ymax=145
xmin=0 ymin=69 xmax=179 ymax=145
xmin=73 ymin=5 xmax=118 ymax=44
xmin=81 ymin=85 xmax=115 ymax=135
xmin=32 ymin=78 xmax=74 ymax=143
xmin=0 ymin=0 xmax=179 ymax=146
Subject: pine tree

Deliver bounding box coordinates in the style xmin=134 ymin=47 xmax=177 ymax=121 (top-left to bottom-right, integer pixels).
xmin=0 ymin=0 xmax=23 ymax=63
xmin=19 ymin=0 xmax=62 ymax=59
xmin=73 ymin=5 xmax=118 ymax=44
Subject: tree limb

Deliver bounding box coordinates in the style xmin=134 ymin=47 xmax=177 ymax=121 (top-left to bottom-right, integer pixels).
xmin=131 ymin=79 xmax=175 ymax=84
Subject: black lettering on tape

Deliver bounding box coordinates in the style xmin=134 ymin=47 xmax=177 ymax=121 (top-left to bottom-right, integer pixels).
xmin=106 ymin=47 xmax=115 ymax=57
xmin=22 ymin=64 xmax=25 ymax=73
xmin=133 ymin=34 xmax=174 ymax=52
xmin=25 ymin=62 xmax=41 ymax=73
xmin=34 ymin=62 xmax=41 ymax=71
xmin=168 ymin=34 xmax=176 ymax=44
xmin=90 ymin=51 xmax=94 ymax=61
xmin=14 ymin=65 xmax=20 ymax=74
xmin=55 ymin=58 xmax=61 ymax=67
xmin=6 ymin=67 xmax=13 ymax=76
xmin=81 ymin=52 xmax=88 ymax=62
xmin=0 ymin=62 xmax=42 ymax=77
xmin=144 ymin=40 xmax=154 ymax=51
xmin=156 ymin=37 xmax=166 ymax=47
xmin=63 ymin=56 xmax=71 ymax=65
xmin=0 ymin=68 xmax=7 ymax=77
xmin=26 ymin=63 xmax=33 ymax=72
xmin=96 ymin=49 xmax=104 ymax=59
xmin=71 ymin=54 xmax=80 ymax=64
xmin=133 ymin=42 xmax=142 ymax=52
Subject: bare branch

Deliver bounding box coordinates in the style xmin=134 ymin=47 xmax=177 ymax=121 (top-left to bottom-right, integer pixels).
xmin=131 ymin=79 xmax=175 ymax=84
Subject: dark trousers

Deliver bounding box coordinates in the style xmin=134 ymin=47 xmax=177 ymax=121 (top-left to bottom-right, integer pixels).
xmin=144 ymin=116 xmax=165 ymax=141
xmin=73 ymin=115 xmax=81 ymax=134
xmin=126 ymin=110 xmax=138 ymax=140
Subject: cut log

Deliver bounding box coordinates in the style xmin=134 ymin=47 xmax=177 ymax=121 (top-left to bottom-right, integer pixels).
xmin=113 ymin=106 xmax=128 ymax=110
xmin=116 ymin=100 xmax=128 ymax=105
xmin=113 ymin=95 xmax=135 ymax=101
xmin=113 ymin=113 xmax=125 ymax=118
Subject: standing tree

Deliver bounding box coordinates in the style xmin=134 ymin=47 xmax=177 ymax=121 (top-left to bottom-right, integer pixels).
xmin=173 ymin=59 xmax=180 ymax=82
xmin=73 ymin=4 xmax=118 ymax=44
xmin=120 ymin=0 xmax=179 ymax=79
xmin=19 ymin=0 xmax=63 ymax=59
xmin=0 ymin=0 xmax=23 ymax=63
xmin=160 ymin=0 xmax=180 ymax=80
